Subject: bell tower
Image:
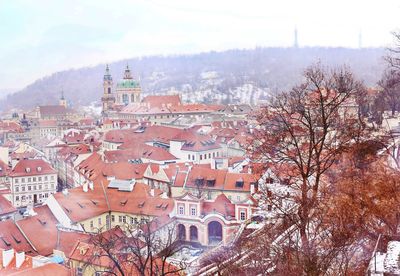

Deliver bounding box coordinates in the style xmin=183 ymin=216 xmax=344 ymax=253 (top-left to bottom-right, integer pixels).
xmin=59 ymin=89 xmax=67 ymax=107
xmin=102 ymin=64 xmax=115 ymax=114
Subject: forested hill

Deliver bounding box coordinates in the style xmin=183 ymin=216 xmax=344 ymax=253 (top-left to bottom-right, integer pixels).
xmin=1 ymin=47 xmax=386 ymax=110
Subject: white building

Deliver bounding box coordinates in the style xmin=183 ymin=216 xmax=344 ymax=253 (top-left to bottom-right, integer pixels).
xmin=9 ymin=159 xmax=57 ymax=207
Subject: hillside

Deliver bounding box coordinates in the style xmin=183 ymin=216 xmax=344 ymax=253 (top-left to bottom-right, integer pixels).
xmin=1 ymin=47 xmax=386 ymax=111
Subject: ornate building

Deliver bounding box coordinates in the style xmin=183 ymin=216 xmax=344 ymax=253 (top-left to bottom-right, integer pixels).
xmin=101 ymin=65 xmax=115 ymax=114
xmin=115 ymin=65 xmax=141 ymax=106
xmin=101 ymin=64 xmax=141 ymax=115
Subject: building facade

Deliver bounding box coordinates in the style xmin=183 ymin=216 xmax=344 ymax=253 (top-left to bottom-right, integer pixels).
xmin=9 ymin=159 xmax=57 ymax=207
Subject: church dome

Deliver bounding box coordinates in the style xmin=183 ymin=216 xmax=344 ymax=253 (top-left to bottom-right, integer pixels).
xmin=116 ymin=79 xmax=140 ymax=89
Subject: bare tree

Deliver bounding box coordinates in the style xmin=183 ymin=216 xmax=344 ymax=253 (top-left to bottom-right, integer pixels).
xmin=385 ymin=31 xmax=400 ymax=70
xmin=378 ymin=69 xmax=400 ymax=116
xmin=248 ymin=64 xmax=371 ymax=275
xmin=83 ymin=218 xmax=186 ymax=276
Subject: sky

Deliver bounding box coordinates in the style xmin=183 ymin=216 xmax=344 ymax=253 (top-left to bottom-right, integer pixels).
xmin=0 ymin=0 xmax=399 ymax=91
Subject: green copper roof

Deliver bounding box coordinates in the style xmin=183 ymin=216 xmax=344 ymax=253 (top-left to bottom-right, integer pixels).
xmin=116 ymin=79 xmax=140 ymax=89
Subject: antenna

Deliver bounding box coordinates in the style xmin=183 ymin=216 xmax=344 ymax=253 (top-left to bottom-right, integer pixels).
xmin=294 ymin=26 xmax=299 ymax=48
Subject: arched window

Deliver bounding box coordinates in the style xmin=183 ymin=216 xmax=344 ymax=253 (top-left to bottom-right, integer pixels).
xmin=177 ymin=224 xmax=186 ymax=240
xmin=208 ymin=221 xmax=223 ymax=245
xmin=190 ymin=226 xmax=198 ymax=241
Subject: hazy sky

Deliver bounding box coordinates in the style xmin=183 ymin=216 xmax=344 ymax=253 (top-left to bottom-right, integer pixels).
xmin=0 ymin=0 xmax=399 ymax=90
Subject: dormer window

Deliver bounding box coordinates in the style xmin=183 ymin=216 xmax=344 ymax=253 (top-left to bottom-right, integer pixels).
xmin=207 ymin=178 xmax=216 ymax=187
xmin=25 ymin=167 xmax=31 ymax=173
xmin=235 ymin=178 xmax=244 ymax=188
xmin=195 ymin=177 xmax=204 ymax=186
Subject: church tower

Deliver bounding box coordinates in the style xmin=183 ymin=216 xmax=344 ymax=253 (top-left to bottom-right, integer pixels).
xmin=59 ymin=90 xmax=67 ymax=107
xmin=102 ymin=64 xmax=115 ymax=114
xmin=115 ymin=64 xmax=141 ymax=106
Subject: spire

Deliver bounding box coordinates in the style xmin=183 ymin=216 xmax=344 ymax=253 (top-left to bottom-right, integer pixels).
xmin=104 ymin=64 xmax=112 ymax=81
xmin=124 ymin=63 xmax=133 ymax=79
xmin=60 ymin=89 xmax=65 ymax=100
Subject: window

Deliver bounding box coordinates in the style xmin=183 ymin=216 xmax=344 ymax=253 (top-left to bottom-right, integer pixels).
xmin=77 ymin=267 xmax=83 ymax=276
xmin=178 ymin=205 xmax=185 ymax=215
xmin=28 ymin=178 xmax=31 ymax=182
xmin=240 ymin=211 xmax=246 ymax=221
xmin=188 ymin=154 xmax=190 ymax=160
xmin=122 ymin=216 xmax=126 ymax=223
xmin=33 ymin=177 xmax=36 ymax=182
xmin=39 ymin=185 xmax=42 ymax=190
xmin=45 ymin=176 xmax=48 ymax=181
xmin=235 ymin=179 xmax=244 ymax=188
xmin=200 ymin=154 xmax=203 ymax=160
xmin=15 ymin=196 xmax=19 ymax=201
xmin=130 ymin=217 xmax=134 ymax=224
xmin=51 ymin=176 xmax=54 ymax=180
xmin=190 ymin=206 xmax=197 ymax=216
xmin=45 ymin=184 xmax=48 ymax=189
xmin=22 ymin=186 xmax=25 ymax=192
xmin=206 ymin=179 xmax=216 ymax=187
xmin=21 ymin=178 xmax=25 ymax=183
xmin=15 ymin=186 xmax=19 ymax=192
xmin=28 ymin=186 xmax=31 ymax=191
xmin=98 ymin=217 xmax=102 ymax=225
xmin=111 ymin=215 xmax=115 ymax=222
xmin=119 ymin=216 xmax=122 ymax=223
xmin=38 ymin=177 xmax=42 ymax=181
xmin=209 ymin=153 xmax=211 ymax=159
xmin=15 ymin=179 xmax=19 ymax=184
xmin=33 ymin=185 xmax=37 ymax=190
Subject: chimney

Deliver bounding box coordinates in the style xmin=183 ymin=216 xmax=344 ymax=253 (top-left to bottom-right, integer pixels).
xmin=2 ymin=249 xmax=14 ymax=268
xmin=62 ymin=189 xmax=69 ymax=196
xmin=89 ymin=182 xmax=94 ymax=191
xmin=250 ymin=183 xmax=255 ymax=194
xmin=83 ymin=183 xmax=88 ymax=193
xmin=15 ymin=252 xmax=25 ymax=268
xmin=150 ymin=188 xmax=154 ymax=197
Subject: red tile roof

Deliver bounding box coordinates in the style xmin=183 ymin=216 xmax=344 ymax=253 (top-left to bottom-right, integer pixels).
xmin=0 ymin=220 xmax=35 ymax=255
xmin=39 ymin=105 xmax=72 ymax=117
xmin=202 ymin=194 xmax=235 ymax=218
xmin=53 ymin=182 xmax=174 ymax=223
xmin=142 ymin=95 xmax=182 ymax=108
xmin=9 ymin=159 xmax=56 ymax=177
xmin=38 ymin=120 xmax=57 ymax=128
xmin=0 ymin=195 xmax=16 ymax=217
xmin=0 ymin=121 xmax=23 ymax=133
xmin=104 ymin=145 xmax=177 ymax=162
xmin=16 ymin=205 xmax=89 ymax=256
xmin=9 ymin=263 xmax=71 ymax=276
xmin=102 ymin=162 xmax=147 ymax=180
